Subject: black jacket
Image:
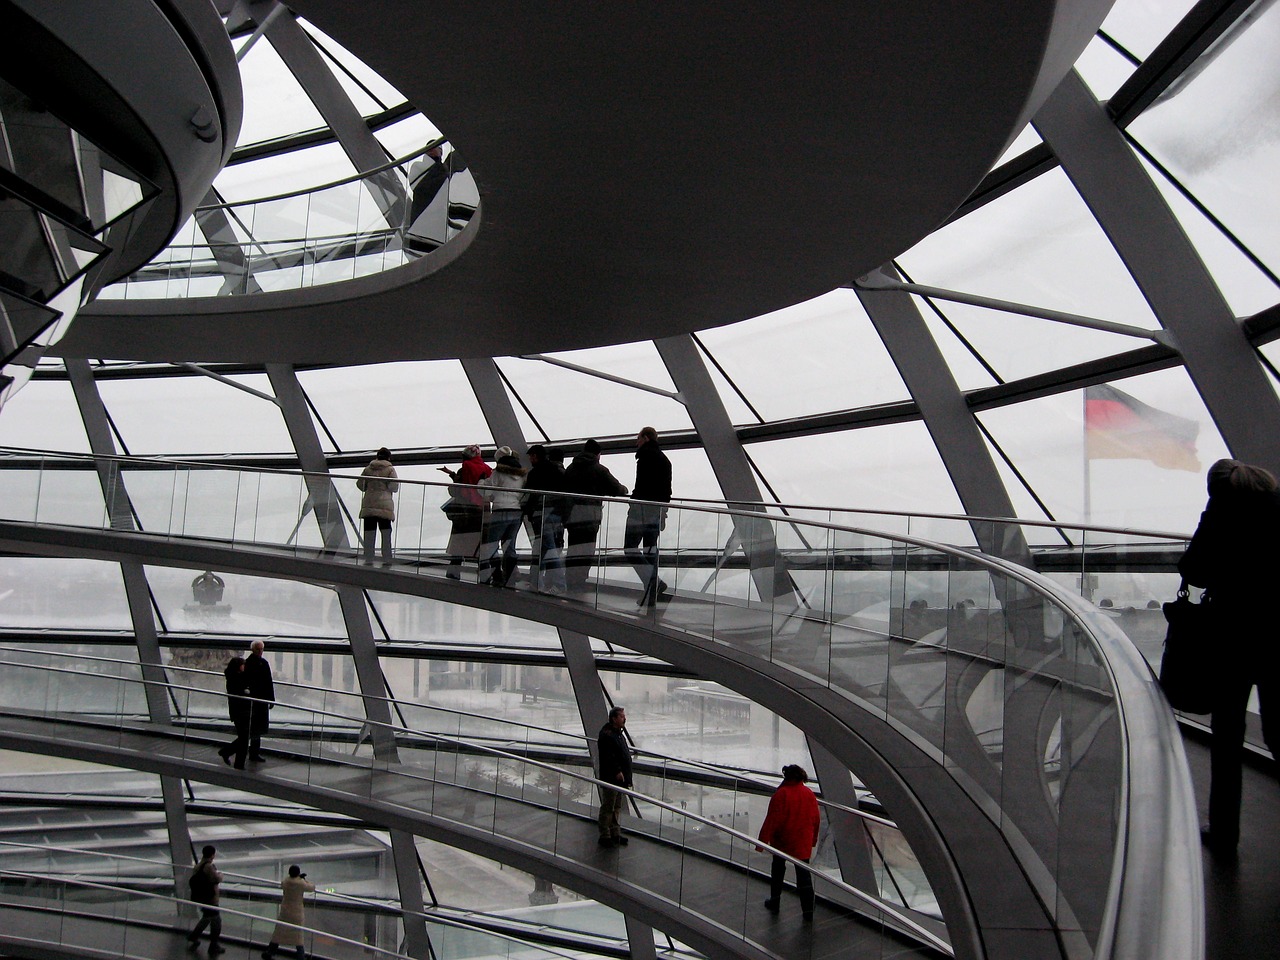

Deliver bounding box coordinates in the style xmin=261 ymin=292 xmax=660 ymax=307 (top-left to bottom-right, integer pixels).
xmin=632 ymin=441 xmax=672 ymax=503
xmin=1179 ymin=487 xmax=1280 ymax=607
xmin=523 ymin=460 xmax=568 ymax=518
xmin=244 ymin=653 xmax=275 ymax=733
xmin=225 ymin=664 xmax=250 ymax=726
xmin=564 ymin=454 xmax=627 ymax=524
xmin=597 ymin=722 xmax=633 ymax=787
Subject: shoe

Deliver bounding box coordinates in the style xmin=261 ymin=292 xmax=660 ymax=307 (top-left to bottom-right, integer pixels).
xmin=219 ymin=751 xmax=231 ymax=766
xmin=615 ymin=835 xmax=629 ymax=845
xmin=637 ymin=579 xmax=669 ymax=606
xmin=802 ymin=911 xmax=814 ymax=922
xmin=209 ymin=945 xmax=225 ymax=955
xmin=598 ymin=836 xmax=616 ymax=848
xmin=187 ymin=939 xmax=199 ymax=949
xmin=234 ymin=764 xmax=246 ymax=770
xmin=763 ymin=898 xmax=779 ymax=913
xmin=445 ymin=571 xmax=461 ymax=581
xmin=262 ymin=952 xmax=275 ymax=959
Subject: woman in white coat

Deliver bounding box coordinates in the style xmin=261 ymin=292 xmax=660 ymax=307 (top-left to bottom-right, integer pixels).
xmin=357 ymin=447 xmax=399 ymax=565
xmin=261 ymin=864 xmax=315 ymax=959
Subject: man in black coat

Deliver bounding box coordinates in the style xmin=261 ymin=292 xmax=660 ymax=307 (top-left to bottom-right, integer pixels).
xmin=563 ymin=439 xmax=628 ymax=590
xmin=625 ymin=426 xmax=672 ymax=605
xmin=523 ymin=445 xmax=568 ymax=593
xmin=243 ymin=639 xmax=275 ymax=762
xmin=596 ymin=706 xmax=633 ymax=847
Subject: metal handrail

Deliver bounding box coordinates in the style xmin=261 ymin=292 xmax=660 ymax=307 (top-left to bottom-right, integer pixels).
xmin=0 ymin=446 xmax=1199 ymax=542
xmin=0 ymin=446 xmax=1200 ymax=958
xmin=0 ymin=643 xmax=895 ymax=830
xmin=0 ymin=840 xmax=605 ymax=960
xmin=0 ymin=868 xmax=407 ymax=960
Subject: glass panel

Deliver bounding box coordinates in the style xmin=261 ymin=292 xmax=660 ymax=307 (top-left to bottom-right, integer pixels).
xmin=1127 ymin=0 xmax=1280 ymax=280
xmin=746 ymin=422 xmax=965 ymax=514
xmin=898 ymin=168 xmax=1162 ymax=349
xmin=1099 ymin=0 xmax=1199 ymax=61
xmin=696 ymin=289 xmax=910 ymax=419
xmin=95 ymin=373 xmax=291 ymax=455
xmin=236 ymin=34 xmax=329 ymax=148
xmin=145 ymin=567 xmax=348 ymax=638
xmin=1137 ymin=148 xmax=1280 ymax=318
xmin=495 ymin=355 xmax=691 ymax=440
xmin=298 ymin=361 xmax=491 ymax=452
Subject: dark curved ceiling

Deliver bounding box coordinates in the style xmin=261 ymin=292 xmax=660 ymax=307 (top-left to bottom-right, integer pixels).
xmin=60 ymin=1 xmax=1115 ymax=364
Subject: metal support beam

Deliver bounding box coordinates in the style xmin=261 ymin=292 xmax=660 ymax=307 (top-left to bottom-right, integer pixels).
xmin=65 ymin=358 xmax=193 ymax=896
xmin=1033 ymin=69 xmax=1280 ymax=478
xmin=559 ymin=626 xmax=659 ymax=953
xmin=624 ymin=914 xmax=658 ymax=960
xmin=258 ymin=4 xmax=406 ymax=225
xmin=461 ymin=357 xmax=527 ymax=457
xmin=851 ymin=274 xmax=1170 ymax=344
xmin=855 ymin=269 xmax=1035 ymax=567
xmin=806 ymin=738 xmax=878 ymax=893
xmin=265 ymin=363 xmax=348 ymax=551
xmin=268 ymin=362 xmax=430 ymax=959
xmin=654 ymin=335 xmax=793 ymax=601
xmin=559 ymin=628 xmax=610 ymax=756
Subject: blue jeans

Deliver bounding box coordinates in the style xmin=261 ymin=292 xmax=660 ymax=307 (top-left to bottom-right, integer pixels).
xmin=480 ymin=510 xmax=522 ymax=583
xmin=624 ymin=503 xmax=664 ymax=597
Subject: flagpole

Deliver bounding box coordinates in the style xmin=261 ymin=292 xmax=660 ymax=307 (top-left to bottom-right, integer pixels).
xmin=1083 ymin=388 xmax=1092 ymax=527
xmin=1082 ymin=389 xmax=1093 ymax=601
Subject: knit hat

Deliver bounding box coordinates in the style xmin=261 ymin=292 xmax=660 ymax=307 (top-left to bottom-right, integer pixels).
xmin=463 ymin=444 xmax=481 ymax=459
xmin=496 ymin=445 xmax=513 ymax=459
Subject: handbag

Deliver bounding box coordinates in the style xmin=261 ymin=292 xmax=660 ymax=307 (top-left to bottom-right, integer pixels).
xmin=1158 ymin=580 xmax=1216 ymax=714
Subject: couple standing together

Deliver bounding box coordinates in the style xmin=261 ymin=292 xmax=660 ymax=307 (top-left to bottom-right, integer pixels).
xmin=219 ymin=639 xmax=275 ymax=769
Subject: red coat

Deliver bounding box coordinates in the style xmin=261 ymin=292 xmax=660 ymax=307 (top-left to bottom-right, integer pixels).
xmin=455 ymin=455 xmax=492 ymax=506
xmin=757 ymin=780 xmax=820 ymax=859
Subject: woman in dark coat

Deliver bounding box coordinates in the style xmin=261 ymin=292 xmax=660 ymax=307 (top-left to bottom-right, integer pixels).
xmin=217 ymin=656 xmax=250 ymax=770
xmin=1178 ymin=458 xmax=1280 ymax=856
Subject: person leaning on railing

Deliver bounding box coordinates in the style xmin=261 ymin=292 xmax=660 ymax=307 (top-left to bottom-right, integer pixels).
xmin=1178 ymin=458 xmax=1280 ymax=858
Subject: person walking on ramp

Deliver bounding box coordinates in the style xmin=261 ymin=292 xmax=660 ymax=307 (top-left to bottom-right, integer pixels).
xmin=757 ymin=764 xmax=821 ymax=920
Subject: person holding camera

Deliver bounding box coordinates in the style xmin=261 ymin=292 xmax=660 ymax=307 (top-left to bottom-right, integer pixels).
xmin=262 ymin=864 xmax=315 ymax=959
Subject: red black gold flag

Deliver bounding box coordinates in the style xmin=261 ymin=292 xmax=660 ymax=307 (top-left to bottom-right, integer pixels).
xmin=1084 ymin=384 xmax=1200 ymax=472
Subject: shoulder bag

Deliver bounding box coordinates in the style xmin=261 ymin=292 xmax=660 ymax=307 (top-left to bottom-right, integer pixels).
xmin=1158 ymin=580 xmax=1216 ymax=715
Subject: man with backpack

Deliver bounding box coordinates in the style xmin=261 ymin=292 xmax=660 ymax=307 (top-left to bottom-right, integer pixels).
xmin=188 ymin=844 xmax=225 ymax=954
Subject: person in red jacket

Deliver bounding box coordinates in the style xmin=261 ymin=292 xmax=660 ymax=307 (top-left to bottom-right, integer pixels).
xmin=440 ymin=444 xmax=493 ymax=578
xmin=756 ymin=764 xmax=821 ymax=919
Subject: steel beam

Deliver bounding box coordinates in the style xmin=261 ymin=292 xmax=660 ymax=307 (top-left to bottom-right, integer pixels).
xmin=460 ymin=357 xmax=527 ymax=457
xmin=654 ymin=335 xmax=793 ymax=601
xmin=855 ymin=270 xmax=1034 ymax=566
xmin=267 ymin=362 xmax=430 ymax=959
xmin=65 ymin=358 xmax=193 ymax=895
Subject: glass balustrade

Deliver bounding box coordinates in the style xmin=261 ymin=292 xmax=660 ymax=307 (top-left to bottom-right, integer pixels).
xmin=0 ymin=641 xmax=936 ymax=918
xmin=0 ymin=654 xmax=947 ymax=958
xmin=0 ymin=449 xmax=1198 ymax=959
xmin=0 ymin=840 xmax=619 ymax=960
xmin=97 ymin=143 xmax=479 ymax=301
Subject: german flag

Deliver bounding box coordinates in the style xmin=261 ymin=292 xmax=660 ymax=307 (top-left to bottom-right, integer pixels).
xmin=1084 ymin=384 xmax=1200 ymax=472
